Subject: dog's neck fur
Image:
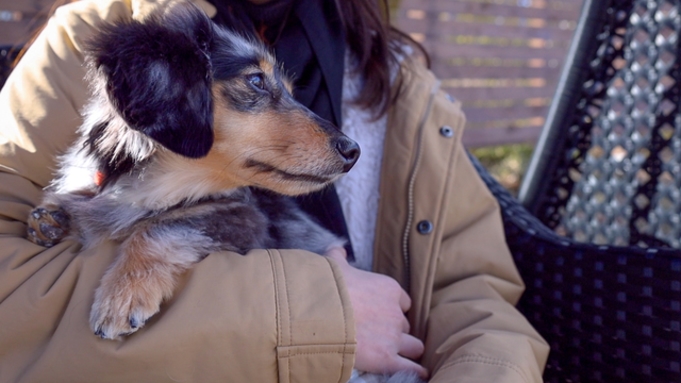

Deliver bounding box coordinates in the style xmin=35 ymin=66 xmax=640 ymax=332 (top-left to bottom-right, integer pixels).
xmin=119 ymin=151 xmax=242 ymax=210
xmin=53 ymin=100 xmax=242 ymax=212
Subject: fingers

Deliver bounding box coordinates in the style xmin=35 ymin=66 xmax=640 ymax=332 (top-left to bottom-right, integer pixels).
xmin=391 ymin=355 xmax=429 ymax=380
xmin=401 ymin=316 xmax=410 ymax=333
xmin=333 ymin=260 xmax=427 ymax=378
xmin=383 ymin=355 xmax=428 ymax=379
xmin=325 ymin=246 xmax=347 ymax=261
xmin=398 ymin=288 xmax=411 ymax=312
xmin=398 ymin=333 xmax=424 ymax=360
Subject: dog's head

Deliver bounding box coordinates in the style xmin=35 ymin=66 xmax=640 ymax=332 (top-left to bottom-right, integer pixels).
xmin=85 ymin=2 xmax=359 ymax=196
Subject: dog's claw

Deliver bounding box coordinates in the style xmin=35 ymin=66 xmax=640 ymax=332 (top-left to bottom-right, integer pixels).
xmin=90 ymin=275 xmax=164 ymax=340
xmin=39 ymin=222 xmax=64 ymax=240
xmin=50 ymin=210 xmax=70 ymax=227
xmin=31 ymin=209 xmax=44 ymax=220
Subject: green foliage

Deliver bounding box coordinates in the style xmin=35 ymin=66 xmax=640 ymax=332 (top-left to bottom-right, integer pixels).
xmin=472 ymin=143 xmax=534 ymax=195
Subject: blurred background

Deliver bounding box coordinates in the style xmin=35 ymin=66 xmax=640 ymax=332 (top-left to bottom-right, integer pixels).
xmin=392 ymin=0 xmax=584 ymax=194
xmin=0 ymin=0 xmax=585 ymax=194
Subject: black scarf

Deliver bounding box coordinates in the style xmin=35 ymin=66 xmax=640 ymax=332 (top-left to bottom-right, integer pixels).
xmin=209 ymin=0 xmax=355 ymax=260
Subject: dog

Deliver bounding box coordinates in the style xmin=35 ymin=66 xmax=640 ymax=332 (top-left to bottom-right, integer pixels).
xmin=27 ymin=0 xmax=358 ymax=338
xmin=26 ymin=3 xmax=423 ymax=382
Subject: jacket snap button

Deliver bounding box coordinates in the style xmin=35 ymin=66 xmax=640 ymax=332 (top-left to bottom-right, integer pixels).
xmin=417 ymin=220 xmax=433 ymax=234
xmin=440 ymin=126 xmax=454 ymax=138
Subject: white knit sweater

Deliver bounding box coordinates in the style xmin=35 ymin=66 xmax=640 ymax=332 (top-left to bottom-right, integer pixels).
xmin=335 ymin=55 xmax=388 ymax=271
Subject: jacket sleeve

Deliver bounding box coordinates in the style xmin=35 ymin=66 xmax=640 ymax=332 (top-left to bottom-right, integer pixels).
xmin=0 ymin=1 xmax=355 ymax=382
xmin=403 ymin=70 xmax=550 ymax=382
xmin=424 ymin=143 xmax=549 ymax=383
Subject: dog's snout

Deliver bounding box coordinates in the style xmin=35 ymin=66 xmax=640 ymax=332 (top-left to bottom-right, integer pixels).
xmin=335 ymin=136 xmax=360 ymax=172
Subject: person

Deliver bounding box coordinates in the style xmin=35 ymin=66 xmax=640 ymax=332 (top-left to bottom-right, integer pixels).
xmin=0 ymin=0 xmax=549 ymax=382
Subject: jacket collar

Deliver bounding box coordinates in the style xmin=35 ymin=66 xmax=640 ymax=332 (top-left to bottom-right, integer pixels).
xmin=293 ymin=0 xmax=344 ymax=126
xmin=131 ymin=0 xmax=217 ymax=21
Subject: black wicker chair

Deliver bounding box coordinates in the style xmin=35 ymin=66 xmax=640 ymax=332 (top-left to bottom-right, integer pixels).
xmin=472 ymin=0 xmax=681 ymax=381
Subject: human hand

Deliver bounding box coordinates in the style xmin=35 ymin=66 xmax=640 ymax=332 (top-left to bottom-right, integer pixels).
xmin=326 ymin=247 xmax=428 ymax=379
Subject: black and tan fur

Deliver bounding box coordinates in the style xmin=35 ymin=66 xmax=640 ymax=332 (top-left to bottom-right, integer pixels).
xmin=26 ymin=2 xmax=359 ymax=340
xmin=25 ymin=5 xmax=428 ymax=382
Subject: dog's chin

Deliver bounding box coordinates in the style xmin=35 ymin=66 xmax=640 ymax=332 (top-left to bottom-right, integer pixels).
xmin=256 ymin=172 xmax=342 ymax=196
xmin=242 ymin=159 xmax=345 ymax=196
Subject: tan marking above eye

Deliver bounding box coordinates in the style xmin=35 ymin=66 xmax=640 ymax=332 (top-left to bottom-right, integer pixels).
xmin=258 ymin=58 xmax=275 ymax=78
xmin=257 ymin=58 xmax=294 ymax=94
xmin=282 ymin=78 xmax=293 ymax=94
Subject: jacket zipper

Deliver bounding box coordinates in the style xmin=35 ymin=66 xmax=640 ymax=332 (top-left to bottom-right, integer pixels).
xmin=401 ymin=80 xmax=441 ymax=294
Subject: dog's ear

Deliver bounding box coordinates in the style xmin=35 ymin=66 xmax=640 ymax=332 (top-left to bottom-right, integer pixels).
xmin=87 ymin=3 xmax=215 ymax=158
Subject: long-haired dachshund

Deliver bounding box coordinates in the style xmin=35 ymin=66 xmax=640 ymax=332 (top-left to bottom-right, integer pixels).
xmin=26 ymin=2 xmax=358 ymax=339
xmin=26 ymin=4 xmax=425 ymax=382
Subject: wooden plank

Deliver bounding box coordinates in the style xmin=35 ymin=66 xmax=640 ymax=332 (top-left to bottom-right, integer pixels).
xmin=463 ymin=111 xmax=549 ymax=127
xmin=429 ymin=59 xmax=567 ymax=77
xmin=431 ymin=63 xmax=560 ymax=80
xmin=397 ymin=0 xmax=582 ymax=20
xmin=463 ymin=125 xmax=544 ymax=147
xmin=429 ymin=35 xmax=573 ymax=52
xmin=432 ymin=55 xmax=565 ymax=65
xmin=422 ymin=42 xmax=572 ymax=60
xmin=441 ymin=77 xmax=551 ymax=90
xmin=451 ymin=110 xmax=552 ymax=125
xmin=436 ymin=77 xmax=558 ymax=92
xmin=399 ymin=32 xmax=572 ymax=51
xmin=440 ymin=74 xmax=558 ymax=89
xmin=427 ymin=45 xmax=570 ymax=61
xmin=441 ymin=86 xmax=557 ymax=103
xmin=395 ymin=19 xmax=575 ymax=40
xmin=442 ymin=85 xmax=555 ymax=100
xmin=463 ymin=105 xmax=549 ymax=123
xmin=466 ymin=117 xmax=545 ymax=130
xmin=461 ymin=97 xmax=552 ymax=109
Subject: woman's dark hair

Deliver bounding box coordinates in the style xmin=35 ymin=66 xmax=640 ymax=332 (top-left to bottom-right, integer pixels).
xmin=337 ymin=0 xmax=429 ymax=118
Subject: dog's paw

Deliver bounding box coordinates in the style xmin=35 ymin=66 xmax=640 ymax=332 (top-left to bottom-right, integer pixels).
xmin=90 ymin=272 xmax=166 ymax=340
xmin=27 ymin=205 xmax=70 ymax=247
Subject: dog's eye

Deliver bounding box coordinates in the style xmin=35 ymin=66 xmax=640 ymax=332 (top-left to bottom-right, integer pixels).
xmin=248 ymin=74 xmax=266 ymax=90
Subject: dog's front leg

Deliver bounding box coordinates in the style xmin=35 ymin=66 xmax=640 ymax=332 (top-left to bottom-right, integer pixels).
xmin=90 ymin=224 xmax=213 ymax=339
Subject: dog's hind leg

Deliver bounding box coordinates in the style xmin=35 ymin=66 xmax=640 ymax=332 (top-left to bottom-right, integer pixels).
xmin=89 ymin=223 xmax=215 ymax=339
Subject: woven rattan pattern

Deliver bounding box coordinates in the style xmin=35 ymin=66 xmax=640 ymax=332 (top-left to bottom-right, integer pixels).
xmin=471 ymin=152 xmax=681 ymax=382
xmin=536 ymin=0 xmax=681 ymax=248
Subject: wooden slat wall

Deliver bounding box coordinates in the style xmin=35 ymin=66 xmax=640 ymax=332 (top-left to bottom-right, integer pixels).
xmin=394 ymin=0 xmax=584 ymax=147
xmin=0 ymin=0 xmax=53 ymax=46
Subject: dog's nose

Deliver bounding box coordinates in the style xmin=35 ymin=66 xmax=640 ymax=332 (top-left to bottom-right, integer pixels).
xmin=335 ymin=136 xmax=360 ymax=172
